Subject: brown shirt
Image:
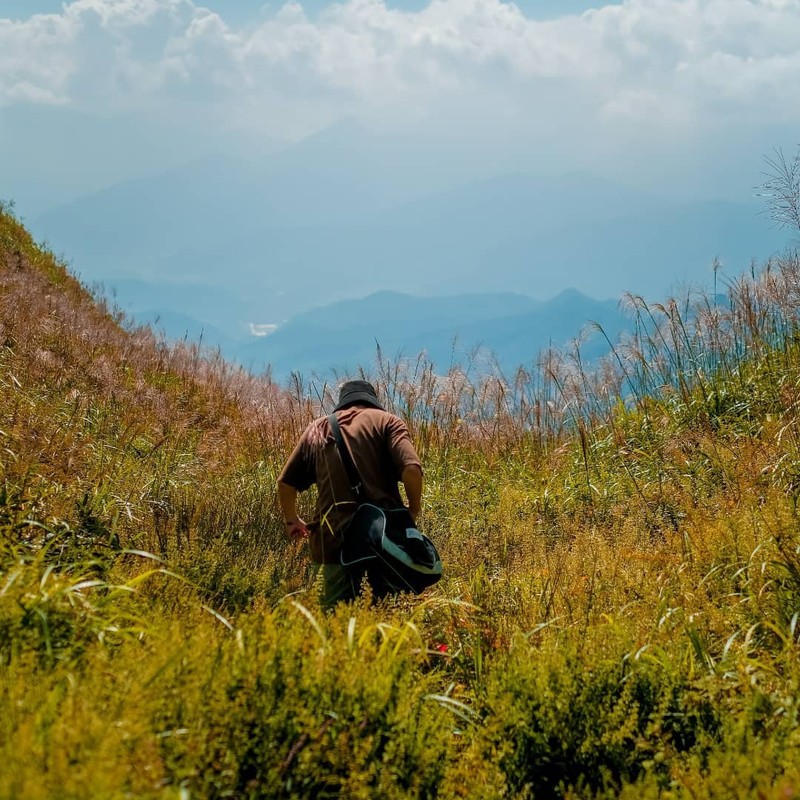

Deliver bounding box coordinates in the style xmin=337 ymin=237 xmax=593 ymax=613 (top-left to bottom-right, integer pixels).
xmin=278 ymin=406 xmax=422 ymax=563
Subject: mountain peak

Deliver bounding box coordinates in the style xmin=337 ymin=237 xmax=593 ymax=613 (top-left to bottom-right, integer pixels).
xmin=552 ymin=288 xmax=588 ymax=302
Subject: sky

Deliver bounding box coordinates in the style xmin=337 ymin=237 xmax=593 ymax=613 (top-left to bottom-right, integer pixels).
xmin=1 ymin=0 xmax=799 ymax=213
xmin=1 ymin=0 xmax=797 ymax=360
xmin=1 ymin=1 xmax=622 ymax=21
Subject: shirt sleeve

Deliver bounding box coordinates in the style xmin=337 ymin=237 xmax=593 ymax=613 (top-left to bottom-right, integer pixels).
xmin=277 ymin=426 xmax=316 ymax=491
xmin=384 ymin=414 xmax=423 ymax=478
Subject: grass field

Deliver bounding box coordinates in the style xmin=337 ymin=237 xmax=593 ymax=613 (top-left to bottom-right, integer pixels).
xmin=2 ymin=202 xmax=800 ymax=798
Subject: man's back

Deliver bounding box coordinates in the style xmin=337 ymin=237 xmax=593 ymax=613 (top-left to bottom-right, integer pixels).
xmin=278 ymin=380 xmax=424 ymax=606
xmin=279 ymin=405 xmax=422 ymax=564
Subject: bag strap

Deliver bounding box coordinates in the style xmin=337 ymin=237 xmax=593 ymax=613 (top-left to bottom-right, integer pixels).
xmin=328 ymin=413 xmax=363 ymax=501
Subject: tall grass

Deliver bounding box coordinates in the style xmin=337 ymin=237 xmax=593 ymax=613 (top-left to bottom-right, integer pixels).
xmin=2 ymin=201 xmax=800 ymax=797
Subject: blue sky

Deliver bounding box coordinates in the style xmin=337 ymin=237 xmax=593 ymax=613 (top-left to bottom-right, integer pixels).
xmin=2 ymin=0 xmax=799 ymax=213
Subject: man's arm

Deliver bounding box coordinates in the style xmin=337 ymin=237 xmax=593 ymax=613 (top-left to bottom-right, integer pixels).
xmin=277 ymin=480 xmax=309 ymax=540
xmin=401 ymin=465 xmax=423 ymax=522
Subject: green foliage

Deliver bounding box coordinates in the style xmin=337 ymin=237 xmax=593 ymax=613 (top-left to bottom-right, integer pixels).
xmin=457 ymin=634 xmax=719 ymax=799
xmin=156 ymin=603 xmax=457 ymax=799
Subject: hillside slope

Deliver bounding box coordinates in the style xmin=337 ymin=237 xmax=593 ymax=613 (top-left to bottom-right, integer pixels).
xmin=0 ymin=203 xmax=299 ymax=586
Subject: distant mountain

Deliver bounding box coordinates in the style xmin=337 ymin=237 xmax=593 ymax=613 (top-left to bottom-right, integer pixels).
xmin=280 ymin=290 xmax=542 ymax=332
xmin=1 ymin=104 xmax=285 ymax=217
xmin=94 ymin=278 xmax=263 ymax=342
xmin=461 ymin=199 xmax=780 ymax=297
xmin=132 ymin=189 xmax=778 ymax=326
xmin=29 ymin=123 xmax=786 ymax=345
xmin=235 ymin=288 xmax=628 ymax=379
xmin=133 ymin=310 xmax=238 ymax=354
xmin=29 ymin=121 xmax=463 ymax=282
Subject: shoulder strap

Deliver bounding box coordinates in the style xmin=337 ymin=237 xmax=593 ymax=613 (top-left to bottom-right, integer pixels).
xmin=328 ymin=413 xmax=363 ymax=500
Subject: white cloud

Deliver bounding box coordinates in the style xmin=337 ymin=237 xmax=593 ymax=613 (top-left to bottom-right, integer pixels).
xmin=1 ymin=0 xmax=799 ymax=141
xmin=0 ymin=13 xmax=78 ymax=106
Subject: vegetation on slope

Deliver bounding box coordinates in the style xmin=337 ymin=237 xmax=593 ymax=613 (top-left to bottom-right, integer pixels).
xmin=2 ymin=199 xmax=800 ymax=798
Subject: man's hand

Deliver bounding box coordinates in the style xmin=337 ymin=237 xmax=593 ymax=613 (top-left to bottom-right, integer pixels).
xmin=285 ymin=517 xmax=309 ymax=541
xmin=278 ymin=480 xmax=309 ymax=540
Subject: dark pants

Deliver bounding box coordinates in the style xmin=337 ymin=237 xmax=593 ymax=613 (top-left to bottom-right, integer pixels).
xmin=320 ymin=561 xmax=402 ymax=609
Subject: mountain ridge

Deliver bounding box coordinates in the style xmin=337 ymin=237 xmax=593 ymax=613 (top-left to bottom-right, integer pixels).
xmin=234 ymin=287 xmax=627 ymax=378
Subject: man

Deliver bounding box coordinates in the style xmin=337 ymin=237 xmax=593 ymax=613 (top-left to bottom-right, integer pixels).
xmin=277 ymin=380 xmax=424 ymax=608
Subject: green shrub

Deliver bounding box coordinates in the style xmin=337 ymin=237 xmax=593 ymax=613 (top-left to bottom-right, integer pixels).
xmin=153 ymin=601 xmax=458 ymax=799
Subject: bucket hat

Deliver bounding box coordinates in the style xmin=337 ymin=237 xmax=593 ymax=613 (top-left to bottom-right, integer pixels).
xmin=334 ymin=380 xmax=384 ymax=412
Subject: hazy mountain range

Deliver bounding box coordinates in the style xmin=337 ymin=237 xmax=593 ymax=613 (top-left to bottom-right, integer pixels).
xmin=234 ymin=289 xmax=630 ymax=379
xmin=22 ymin=121 xmax=787 ymax=380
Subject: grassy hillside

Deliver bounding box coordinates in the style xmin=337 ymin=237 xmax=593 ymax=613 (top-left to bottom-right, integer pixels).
xmin=2 ymin=201 xmax=800 ymax=798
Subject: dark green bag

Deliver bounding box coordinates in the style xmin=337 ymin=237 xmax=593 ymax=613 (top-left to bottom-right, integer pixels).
xmin=329 ymin=414 xmax=442 ymax=594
